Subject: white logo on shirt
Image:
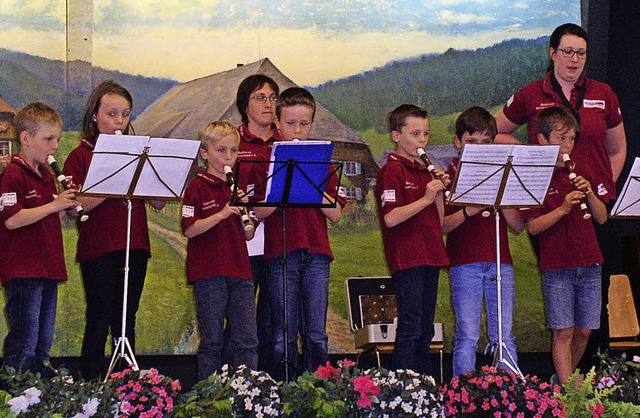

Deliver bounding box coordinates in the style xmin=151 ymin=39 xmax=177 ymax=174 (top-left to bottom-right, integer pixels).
xmin=182 ymin=205 xmax=195 ymax=218
xmin=0 ymin=192 xmax=17 ymax=211
xmin=246 ymin=184 xmax=255 ymax=197
xmin=381 ymin=190 xmax=396 ymax=207
xmin=597 ymin=183 xmax=608 ymax=196
xmin=583 ymin=99 xmax=605 ymax=109
xmin=338 ymin=186 xmax=347 ymax=198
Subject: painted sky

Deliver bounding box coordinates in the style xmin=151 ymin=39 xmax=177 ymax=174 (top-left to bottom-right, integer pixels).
xmin=0 ymin=0 xmax=580 ymax=86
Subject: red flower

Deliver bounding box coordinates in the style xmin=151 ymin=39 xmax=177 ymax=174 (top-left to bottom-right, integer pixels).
xmin=314 ymin=361 xmax=341 ymax=379
xmin=589 ymin=403 xmax=606 ymax=418
xmin=353 ymin=375 xmax=380 ymax=408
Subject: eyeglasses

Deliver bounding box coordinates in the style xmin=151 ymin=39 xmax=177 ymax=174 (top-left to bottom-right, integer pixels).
xmin=250 ymin=94 xmax=278 ymax=104
xmin=556 ymin=47 xmax=587 ymax=60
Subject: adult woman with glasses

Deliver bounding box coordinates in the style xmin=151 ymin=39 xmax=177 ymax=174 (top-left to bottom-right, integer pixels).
xmin=494 ymin=23 xmax=627 ymax=376
xmin=232 ymin=74 xmax=281 ymax=374
xmin=495 ymin=22 xmax=626 ymax=201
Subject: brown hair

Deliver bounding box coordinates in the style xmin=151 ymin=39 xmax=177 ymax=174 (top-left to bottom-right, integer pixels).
xmin=81 ymin=80 xmax=133 ymax=143
xmin=536 ymin=106 xmax=580 ymax=141
xmin=387 ymin=104 xmax=428 ymax=134
xmin=14 ymin=102 xmax=62 ymax=143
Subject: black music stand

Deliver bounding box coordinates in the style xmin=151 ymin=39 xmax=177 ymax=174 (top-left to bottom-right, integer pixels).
xmin=232 ymin=140 xmax=343 ymax=382
xmin=80 ymin=133 xmax=199 ymax=381
xmin=448 ymin=143 xmax=559 ymax=378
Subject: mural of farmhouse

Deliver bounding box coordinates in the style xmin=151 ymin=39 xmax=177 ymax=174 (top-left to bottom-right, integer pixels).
xmin=0 ymin=96 xmax=15 ymax=172
xmin=134 ymin=58 xmax=379 ymax=203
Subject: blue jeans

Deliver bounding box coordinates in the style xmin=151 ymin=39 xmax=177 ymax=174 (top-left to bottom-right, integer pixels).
xmin=267 ymin=249 xmax=330 ymax=380
xmin=194 ymin=276 xmax=258 ymax=381
xmin=392 ymin=265 xmax=440 ymax=375
xmin=450 ymin=263 xmax=517 ymax=377
xmin=3 ymin=278 xmax=58 ymax=374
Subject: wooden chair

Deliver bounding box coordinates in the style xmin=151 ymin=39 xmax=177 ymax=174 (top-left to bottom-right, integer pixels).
xmin=607 ymin=274 xmax=640 ymax=351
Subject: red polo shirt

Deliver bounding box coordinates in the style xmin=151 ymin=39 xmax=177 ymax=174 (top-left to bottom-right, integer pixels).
xmin=445 ymin=158 xmax=512 ymax=266
xmin=375 ymin=153 xmax=449 ymax=275
xmin=64 ymin=139 xmax=151 ymax=263
xmin=502 ymin=71 xmax=622 ymax=202
xmin=520 ymin=164 xmax=603 ymax=272
xmin=181 ymin=170 xmax=252 ymax=283
xmin=236 ymin=124 xmax=280 ymax=189
xmin=0 ymin=155 xmax=67 ymax=284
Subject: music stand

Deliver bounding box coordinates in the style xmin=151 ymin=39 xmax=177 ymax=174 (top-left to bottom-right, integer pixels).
xmin=79 ymin=133 xmax=199 ymax=381
xmin=610 ymin=157 xmax=640 ymax=219
xmin=232 ymin=140 xmax=343 ymax=382
xmin=448 ymin=143 xmax=559 ymax=378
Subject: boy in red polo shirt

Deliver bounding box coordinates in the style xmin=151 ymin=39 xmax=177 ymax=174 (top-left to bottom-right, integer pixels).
xmin=521 ymin=106 xmax=607 ymax=385
xmin=375 ymin=104 xmax=449 ymax=375
xmin=443 ymin=106 xmax=524 ymax=377
xmin=0 ymin=102 xmax=78 ymax=373
xmin=252 ymin=87 xmax=346 ymax=380
xmin=181 ymin=121 xmax=258 ymax=380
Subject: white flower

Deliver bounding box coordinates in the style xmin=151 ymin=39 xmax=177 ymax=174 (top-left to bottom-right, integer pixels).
xmin=8 ymin=396 xmax=31 ymax=415
xmin=23 ymin=387 xmax=42 ymax=404
xmin=634 ymin=355 xmax=640 ymax=363
xmin=81 ymin=397 xmax=100 ymax=416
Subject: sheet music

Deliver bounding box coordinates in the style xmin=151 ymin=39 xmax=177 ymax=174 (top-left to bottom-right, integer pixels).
xmin=610 ymin=157 xmax=640 ymax=217
xmin=450 ymin=144 xmax=558 ymax=208
xmin=81 ymin=134 xmax=199 ymax=199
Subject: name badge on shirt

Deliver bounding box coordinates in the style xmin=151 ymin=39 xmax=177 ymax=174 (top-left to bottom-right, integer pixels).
xmin=0 ymin=192 xmax=17 ymax=210
xmin=583 ymin=99 xmax=605 ymax=109
xmin=182 ymin=205 xmax=195 ymax=218
xmin=381 ymin=190 xmax=396 ymax=207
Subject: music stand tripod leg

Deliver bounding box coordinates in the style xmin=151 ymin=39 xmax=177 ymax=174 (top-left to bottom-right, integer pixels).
xmin=489 ymin=209 xmax=524 ymax=379
xmin=104 ymin=199 xmax=140 ymax=382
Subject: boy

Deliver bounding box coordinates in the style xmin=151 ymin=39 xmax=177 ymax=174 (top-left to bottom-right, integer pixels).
xmin=522 ymin=106 xmax=607 ymax=385
xmin=0 ymin=102 xmax=78 ymax=373
xmin=375 ymin=104 xmax=449 ymax=375
xmin=181 ymin=121 xmax=258 ymax=380
xmin=252 ymin=87 xmax=346 ymax=380
xmin=442 ymin=106 xmax=524 ymax=377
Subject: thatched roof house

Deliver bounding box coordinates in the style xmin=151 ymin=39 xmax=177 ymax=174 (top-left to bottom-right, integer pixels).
xmin=133 ymin=58 xmax=379 ymax=202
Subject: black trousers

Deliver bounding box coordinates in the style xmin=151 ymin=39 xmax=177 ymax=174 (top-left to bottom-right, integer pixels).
xmin=80 ymin=249 xmax=148 ymax=381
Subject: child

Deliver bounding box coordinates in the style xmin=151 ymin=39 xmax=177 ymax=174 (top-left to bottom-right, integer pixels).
xmin=375 ymin=104 xmax=449 ymax=375
xmin=181 ymin=121 xmax=258 ymax=381
xmin=0 ymin=102 xmax=78 ymax=373
xmin=252 ymin=87 xmax=346 ymax=380
xmin=64 ymin=80 xmax=165 ymax=381
xmin=522 ymin=106 xmax=607 ymax=385
xmin=442 ymin=106 xmax=524 ymax=377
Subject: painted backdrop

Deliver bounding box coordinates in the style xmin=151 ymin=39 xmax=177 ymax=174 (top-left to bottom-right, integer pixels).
xmin=0 ymin=0 xmax=581 ymax=356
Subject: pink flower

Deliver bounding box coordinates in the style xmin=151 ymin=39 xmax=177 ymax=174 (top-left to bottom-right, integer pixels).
xmin=314 ymin=361 xmax=340 ymax=379
xmin=353 ymin=375 xmax=380 ymax=408
xmin=341 ymin=358 xmax=356 ymax=367
xmin=171 ymin=380 xmax=182 ymax=391
xmin=589 ymin=403 xmax=606 ymax=418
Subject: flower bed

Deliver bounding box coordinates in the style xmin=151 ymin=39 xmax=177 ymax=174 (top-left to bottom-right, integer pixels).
xmin=1 ymin=353 xmax=639 ymax=417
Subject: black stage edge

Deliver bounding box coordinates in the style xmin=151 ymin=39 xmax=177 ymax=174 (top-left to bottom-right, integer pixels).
xmin=43 ymin=350 xmax=640 ymax=391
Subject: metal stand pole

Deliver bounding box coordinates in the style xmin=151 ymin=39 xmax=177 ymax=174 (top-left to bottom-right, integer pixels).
xmin=104 ymin=199 xmax=139 ymax=382
xmin=487 ymin=209 xmax=523 ymax=378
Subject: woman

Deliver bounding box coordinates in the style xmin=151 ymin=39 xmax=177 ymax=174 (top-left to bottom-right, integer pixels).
xmin=494 ymin=22 xmax=627 ymax=372
xmin=495 ymin=23 xmax=626 ymax=200
xmin=64 ymin=80 xmax=164 ymax=380
xmin=234 ymin=75 xmax=281 ymax=373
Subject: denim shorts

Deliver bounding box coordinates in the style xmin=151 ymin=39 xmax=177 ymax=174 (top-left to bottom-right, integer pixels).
xmin=542 ymin=264 xmax=601 ymax=330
